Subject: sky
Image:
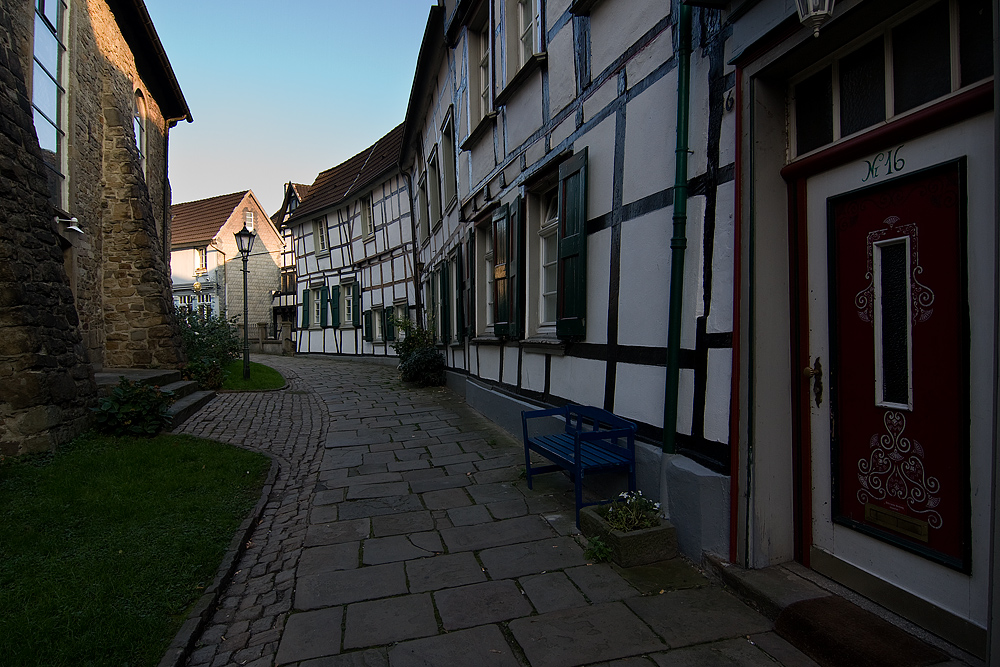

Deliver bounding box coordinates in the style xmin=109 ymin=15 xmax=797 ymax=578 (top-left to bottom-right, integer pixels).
xmin=143 ymin=0 xmax=438 ymax=216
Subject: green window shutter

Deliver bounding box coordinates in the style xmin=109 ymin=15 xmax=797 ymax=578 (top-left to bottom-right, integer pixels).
xmin=467 ymin=233 xmax=475 ymax=338
xmin=320 ymin=286 xmax=329 ymax=328
xmin=364 ymin=310 xmax=373 ymax=342
xmin=455 ymin=244 xmax=465 ymax=343
xmin=492 ymin=204 xmax=510 ymax=337
xmin=557 ymin=148 xmax=588 ymax=339
xmin=352 ymin=285 xmax=361 ymax=327
xmin=385 ymin=308 xmax=395 ymax=341
xmin=509 ymin=195 xmax=523 ymax=340
xmin=332 ymin=285 xmax=340 ymax=327
xmin=301 ymin=289 xmax=310 ymax=328
xmin=441 ymin=260 xmax=450 ymax=344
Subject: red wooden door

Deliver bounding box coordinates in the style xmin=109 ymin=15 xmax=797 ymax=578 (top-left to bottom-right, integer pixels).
xmin=827 ymin=160 xmax=969 ymax=571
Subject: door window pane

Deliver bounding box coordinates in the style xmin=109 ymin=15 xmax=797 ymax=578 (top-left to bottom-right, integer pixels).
xmin=795 ymin=67 xmax=833 ymax=155
xmin=959 ymin=0 xmax=994 ymax=86
xmin=893 ymin=2 xmax=950 ymax=114
xmin=877 ymin=241 xmax=910 ymax=406
xmin=839 ymin=38 xmax=885 ymax=137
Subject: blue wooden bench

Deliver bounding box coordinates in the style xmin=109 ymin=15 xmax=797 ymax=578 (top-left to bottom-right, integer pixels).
xmin=521 ymin=404 xmax=637 ymax=526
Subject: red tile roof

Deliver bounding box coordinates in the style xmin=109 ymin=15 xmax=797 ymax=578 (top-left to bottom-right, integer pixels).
xmin=171 ymin=191 xmax=248 ymax=246
xmin=287 ymin=123 xmax=404 ymax=225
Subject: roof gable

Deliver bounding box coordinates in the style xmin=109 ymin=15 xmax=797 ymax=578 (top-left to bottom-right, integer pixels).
xmin=288 ymin=123 xmax=404 ymax=225
xmin=170 ymin=191 xmax=248 ymax=246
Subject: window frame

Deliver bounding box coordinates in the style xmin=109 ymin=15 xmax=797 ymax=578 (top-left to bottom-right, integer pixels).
xmin=244 ymin=209 xmax=254 ymax=232
xmin=32 ymin=0 xmax=68 ymax=208
xmin=195 ymin=247 xmax=208 ymax=275
xmin=440 ymin=113 xmax=457 ymax=210
xmin=360 ymin=195 xmax=374 ymax=238
xmin=133 ymin=90 xmax=147 ymax=177
xmin=313 ymin=218 xmax=329 ymax=255
xmin=427 ymin=147 xmax=442 ymax=230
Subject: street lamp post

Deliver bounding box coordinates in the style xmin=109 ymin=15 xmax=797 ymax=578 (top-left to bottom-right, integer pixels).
xmin=234 ymin=224 xmax=257 ymax=380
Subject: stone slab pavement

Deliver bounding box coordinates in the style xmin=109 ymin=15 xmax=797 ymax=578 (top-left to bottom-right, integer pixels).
xmin=175 ymin=355 xmax=817 ymax=667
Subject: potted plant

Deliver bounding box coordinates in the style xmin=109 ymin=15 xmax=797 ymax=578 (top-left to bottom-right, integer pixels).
xmin=580 ymin=491 xmax=677 ymax=567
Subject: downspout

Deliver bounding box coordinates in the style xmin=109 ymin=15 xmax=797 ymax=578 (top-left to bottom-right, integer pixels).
xmin=662 ymin=4 xmax=693 ymax=461
xmin=162 ymin=117 xmax=186 ymax=271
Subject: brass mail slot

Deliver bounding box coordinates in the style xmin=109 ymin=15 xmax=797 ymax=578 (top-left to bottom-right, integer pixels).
xmin=865 ymin=503 xmax=929 ymax=542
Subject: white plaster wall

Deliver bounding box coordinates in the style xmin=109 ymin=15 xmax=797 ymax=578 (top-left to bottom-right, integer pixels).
xmin=618 ymin=208 xmax=670 ymax=348
xmin=575 ymin=115 xmax=616 ymax=218
xmin=687 ymin=51 xmax=711 ymax=180
xmin=624 ymin=72 xmax=675 ymax=206
xmin=502 ymin=342 xmax=519 ymax=385
xmin=478 ymin=345 xmax=501 ymax=382
xmin=583 ymin=77 xmax=617 ymax=123
xmin=549 ymin=355 xmax=605 ymax=406
xmin=547 ymin=22 xmax=576 ymax=117
xmin=550 ymin=114 xmax=575 ymax=150
xmin=585 ymin=227 xmax=611 ymax=345
xmin=589 ymin=0 xmax=669 ymax=77
xmin=625 ymin=27 xmax=672 ymax=91
xmin=707 ymin=181 xmax=735 ymax=334
xmin=704 ymin=348 xmax=732 ymax=444
xmin=521 ymin=350 xmax=546 ymax=393
xmin=615 ymin=362 xmax=665 ymax=428
xmin=505 ymin=70 xmax=543 ymax=152
xmin=678 ymin=196 xmax=705 ymax=350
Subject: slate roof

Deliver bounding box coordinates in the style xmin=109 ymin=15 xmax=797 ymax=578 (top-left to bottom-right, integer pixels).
xmin=171 ymin=191 xmax=248 ymax=246
xmin=287 ymin=123 xmax=404 ymax=225
xmin=271 ymin=183 xmax=312 ymax=227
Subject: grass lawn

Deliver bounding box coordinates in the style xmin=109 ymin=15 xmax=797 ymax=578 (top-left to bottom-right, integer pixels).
xmin=221 ymin=360 xmax=286 ymax=391
xmin=0 ymin=432 xmax=270 ymax=667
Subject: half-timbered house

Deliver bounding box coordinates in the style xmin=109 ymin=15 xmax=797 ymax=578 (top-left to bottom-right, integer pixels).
xmin=271 ymin=182 xmax=312 ymax=344
xmin=284 ymin=123 xmax=417 ymax=356
xmin=401 ymin=0 xmax=997 ymax=657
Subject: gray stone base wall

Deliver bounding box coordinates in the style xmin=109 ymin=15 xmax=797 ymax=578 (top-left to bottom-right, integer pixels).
xmin=0 ymin=5 xmax=97 ymax=455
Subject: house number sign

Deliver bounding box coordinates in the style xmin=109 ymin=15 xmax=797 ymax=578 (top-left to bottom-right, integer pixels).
xmin=862 ymin=145 xmax=905 ymax=183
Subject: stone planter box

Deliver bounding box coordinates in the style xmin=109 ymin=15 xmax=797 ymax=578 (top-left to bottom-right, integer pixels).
xmin=580 ymin=505 xmax=678 ymax=568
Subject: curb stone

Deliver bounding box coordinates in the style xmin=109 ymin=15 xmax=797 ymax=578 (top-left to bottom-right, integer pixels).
xmin=158 ymin=457 xmax=280 ymax=667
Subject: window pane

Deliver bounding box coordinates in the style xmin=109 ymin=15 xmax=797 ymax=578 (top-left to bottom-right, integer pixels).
xmin=42 ymin=0 xmax=60 ymax=30
xmin=839 ymin=38 xmax=885 ymax=137
xmin=32 ymin=62 xmax=58 ymax=125
xmin=879 ymin=242 xmax=909 ymax=405
xmin=892 ymin=2 xmax=950 ymax=114
xmin=795 ymin=67 xmax=833 ymax=154
xmin=33 ymin=108 xmax=58 ymax=154
xmin=960 ymin=0 xmax=994 ymax=86
xmin=34 ymin=14 xmax=59 ymax=75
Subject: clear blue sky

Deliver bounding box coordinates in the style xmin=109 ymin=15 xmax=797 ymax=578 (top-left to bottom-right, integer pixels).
xmin=144 ymin=0 xmax=437 ymax=215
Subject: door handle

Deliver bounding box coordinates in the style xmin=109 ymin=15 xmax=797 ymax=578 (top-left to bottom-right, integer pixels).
xmin=803 ymin=357 xmax=823 ymax=407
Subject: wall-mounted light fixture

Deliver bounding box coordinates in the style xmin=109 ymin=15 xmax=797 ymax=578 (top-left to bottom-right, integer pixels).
xmin=795 ymin=0 xmax=835 ymax=37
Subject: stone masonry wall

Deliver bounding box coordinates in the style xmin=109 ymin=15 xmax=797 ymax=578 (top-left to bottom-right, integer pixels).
xmin=0 ymin=4 xmax=97 ymax=455
xmin=88 ymin=0 xmax=183 ymax=369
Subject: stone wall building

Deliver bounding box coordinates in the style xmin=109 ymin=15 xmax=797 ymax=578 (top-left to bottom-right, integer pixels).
xmin=171 ymin=190 xmax=283 ymax=333
xmin=1 ymin=0 xmax=190 ymax=455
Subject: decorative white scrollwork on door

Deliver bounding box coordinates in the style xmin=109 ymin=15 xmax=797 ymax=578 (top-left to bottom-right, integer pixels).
xmin=857 ymin=410 xmax=942 ymax=529
xmin=854 ymin=216 xmax=935 ymax=324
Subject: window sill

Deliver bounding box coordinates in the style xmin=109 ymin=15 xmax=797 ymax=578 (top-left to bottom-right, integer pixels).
xmin=315 ymin=250 xmax=331 ymax=258
xmin=471 ymin=335 xmax=502 ymax=345
xmin=495 ymin=53 xmax=546 ymax=108
xmin=460 ymin=112 xmax=497 ymax=152
xmin=520 ymin=336 xmax=567 ymax=356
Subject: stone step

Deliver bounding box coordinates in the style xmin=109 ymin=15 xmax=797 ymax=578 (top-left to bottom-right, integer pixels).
xmin=160 ymin=380 xmax=200 ymax=400
xmin=95 ymin=368 xmax=182 ymax=395
xmin=167 ymin=390 xmax=216 ymax=429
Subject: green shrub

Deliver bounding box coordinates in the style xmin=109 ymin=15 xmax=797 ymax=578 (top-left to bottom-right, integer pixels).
xmin=398 ymin=346 xmax=446 ymax=386
xmin=178 ymin=309 xmax=241 ymax=389
xmin=390 ymin=316 xmax=437 ymax=364
xmin=598 ymin=491 xmax=662 ymax=532
xmin=92 ymin=378 xmax=174 ymax=436
xmin=390 ymin=316 xmax=445 ymax=386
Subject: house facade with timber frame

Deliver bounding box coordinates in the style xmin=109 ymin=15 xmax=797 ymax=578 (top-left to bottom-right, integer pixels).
xmin=401 ymin=0 xmax=998 ymax=657
xmin=284 ymin=123 xmax=417 ymax=357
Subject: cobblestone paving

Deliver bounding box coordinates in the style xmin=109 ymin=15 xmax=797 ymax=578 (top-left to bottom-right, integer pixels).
xmin=176 ymin=355 xmax=813 ymax=667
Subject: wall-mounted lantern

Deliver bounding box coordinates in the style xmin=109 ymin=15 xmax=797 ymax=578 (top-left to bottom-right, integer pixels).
xmin=795 ymin=0 xmax=835 ymax=37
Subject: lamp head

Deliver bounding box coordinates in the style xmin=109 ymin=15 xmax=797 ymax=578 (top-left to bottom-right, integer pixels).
xmin=234 ymin=224 xmax=256 ymax=258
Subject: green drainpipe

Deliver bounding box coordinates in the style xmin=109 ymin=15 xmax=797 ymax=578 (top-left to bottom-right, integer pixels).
xmin=663 ymin=4 xmax=692 ymax=455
